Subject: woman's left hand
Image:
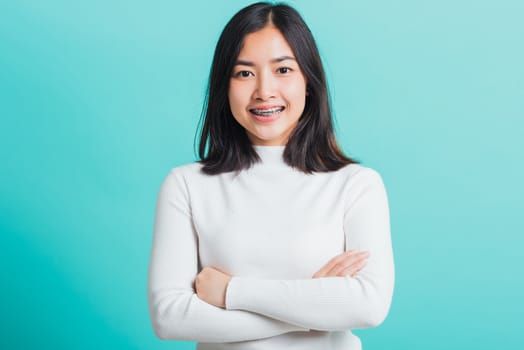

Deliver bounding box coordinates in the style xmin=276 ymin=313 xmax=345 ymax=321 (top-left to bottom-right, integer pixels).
xmin=194 ymin=267 xmax=233 ymax=308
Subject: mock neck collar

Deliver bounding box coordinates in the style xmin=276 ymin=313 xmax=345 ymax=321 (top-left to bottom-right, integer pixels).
xmin=253 ymin=145 xmax=286 ymax=165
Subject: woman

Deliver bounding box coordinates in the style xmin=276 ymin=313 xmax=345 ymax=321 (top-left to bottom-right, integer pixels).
xmin=148 ymin=2 xmax=394 ymax=349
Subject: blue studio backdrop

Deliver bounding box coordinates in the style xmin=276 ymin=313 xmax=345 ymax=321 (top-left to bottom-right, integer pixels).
xmin=1 ymin=1 xmax=523 ymax=349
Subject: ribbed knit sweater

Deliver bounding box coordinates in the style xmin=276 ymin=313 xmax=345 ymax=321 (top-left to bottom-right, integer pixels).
xmin=148 ymin=145 xmax=394 ymax=349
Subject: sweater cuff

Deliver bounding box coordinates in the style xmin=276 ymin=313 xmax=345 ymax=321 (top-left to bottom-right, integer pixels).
xmin=225 ymin=276 xmax=241 ymax=310
xmin=225 ymin=276 xmax=261 ymax=311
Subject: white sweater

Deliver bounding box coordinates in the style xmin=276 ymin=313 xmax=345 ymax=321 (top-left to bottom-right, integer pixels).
xmin=148 ymin=145 xmax=395 ymax=350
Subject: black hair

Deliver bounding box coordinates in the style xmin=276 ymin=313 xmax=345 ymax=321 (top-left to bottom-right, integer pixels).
xmin=197 ymin=2 xmax=358 ymax=174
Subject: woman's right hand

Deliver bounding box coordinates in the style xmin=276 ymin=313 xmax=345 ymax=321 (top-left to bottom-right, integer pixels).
xmin=312 ymin=250 xmax=369 ymax=278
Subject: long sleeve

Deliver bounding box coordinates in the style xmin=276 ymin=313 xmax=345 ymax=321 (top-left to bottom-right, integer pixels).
xmin=147 ymin=168 xmax=310 ymax=342
xmin=225 ymin=168 xmax=395 ymax=331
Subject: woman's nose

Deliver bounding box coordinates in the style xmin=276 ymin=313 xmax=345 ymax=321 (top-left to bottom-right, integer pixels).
xmin=253 ymin=73 xmax=276 ymax=101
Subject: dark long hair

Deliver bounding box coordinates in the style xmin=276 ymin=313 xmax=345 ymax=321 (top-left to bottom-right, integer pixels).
xmin=197 ymin=2 xmax=358 ymax=174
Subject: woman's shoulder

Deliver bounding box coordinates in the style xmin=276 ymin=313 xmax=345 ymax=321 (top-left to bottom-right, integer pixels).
xmin=338 ymin=162 xmax=382 ymax=178
xmin=162 ymin=161 xmax=210 ymax=185
xmin=168 ymin=161 xmax=203 ymax=177
xmin=336 ymin=163 xmax=386 ymax=189
xmin=157 ymin=162 xmax=206 ymax=196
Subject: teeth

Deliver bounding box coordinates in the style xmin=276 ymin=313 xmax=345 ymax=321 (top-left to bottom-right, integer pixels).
xmin=250 ymin=107 xmax=284 ymax=116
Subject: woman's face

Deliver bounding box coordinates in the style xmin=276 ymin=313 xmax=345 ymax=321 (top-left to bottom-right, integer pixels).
xmin=228 ymin=25 xmax=307 ymax=146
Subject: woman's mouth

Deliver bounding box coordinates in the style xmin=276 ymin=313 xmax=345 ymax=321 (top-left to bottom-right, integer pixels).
xmin=249 ymin=106 xmax=285 ymax=117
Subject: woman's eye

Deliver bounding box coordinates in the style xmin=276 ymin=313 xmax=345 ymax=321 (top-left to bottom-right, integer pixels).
xmin=277 ymin=67 xmax=292 ymax=74
xmin=235 ymin=71 xmax=252 ymax=78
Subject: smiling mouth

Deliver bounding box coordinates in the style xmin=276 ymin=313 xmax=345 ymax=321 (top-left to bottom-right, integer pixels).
xmin=249 ymin=107 xmax=285 ymax=117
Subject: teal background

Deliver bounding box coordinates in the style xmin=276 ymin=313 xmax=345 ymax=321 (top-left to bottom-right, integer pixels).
xmin=1 ymin=0 xmax=523 ymax=349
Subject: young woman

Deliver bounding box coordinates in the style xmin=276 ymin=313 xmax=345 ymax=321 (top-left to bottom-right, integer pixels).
xmin=148 ymin=2 xmax=394 ymax=349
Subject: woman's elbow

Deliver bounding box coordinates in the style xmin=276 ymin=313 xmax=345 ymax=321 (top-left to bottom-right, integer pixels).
xmin=354 ymin=275 xmax=394 ymax=328
xmin=152 ymin=324 xmax=168 ymax=340
xmin=149 ymin=308 xmax=171 ymax=340
xmin=148 ymin=288 xmax=189 ymax=340
xmin=362 ymin=303 xmax=390 ymax=328
xmin=148 ymin=297 xmax=188 ymax=341
xmin=315 ymin=298 xmax=392 ymax=331
xmin=356 ymin=293 xmax=393 ymax=329
xmin=150 ymin=311 xmax=190 ymax=340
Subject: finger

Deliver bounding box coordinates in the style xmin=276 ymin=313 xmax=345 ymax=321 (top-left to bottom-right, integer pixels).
xmin=340 ymin=259 xmax=368 ymax=277
xmin=313 ymin=250 xmax=357 ymax=278
xmin=325 ymin=251 xmax=369 ymax=277
xmin=340 ymin=260 xmax=367 ymax=277
xmin=334 ymin=252 xmax=369 ymax=275
xmin=327 ymin=252 xmax=369 ymax=275
xmin=313 ymin=252 xmax=347 ymax=278
xmin=313 ymin=250 xmax=369 ymax=278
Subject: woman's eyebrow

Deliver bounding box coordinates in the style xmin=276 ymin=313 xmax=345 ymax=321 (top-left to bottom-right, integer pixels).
xmin=234 ymin=55 xmax=297 ymax=66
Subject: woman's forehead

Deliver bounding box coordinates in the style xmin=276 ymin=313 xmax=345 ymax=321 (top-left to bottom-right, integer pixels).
xmin=236 ymin=26 xmax=295 ymax=63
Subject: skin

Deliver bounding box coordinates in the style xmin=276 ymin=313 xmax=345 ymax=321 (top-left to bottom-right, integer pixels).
xmin=228 ymin=24 xmax=307 ymax=146
xmin=195 ymin=24 xmax=369 ymax=308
